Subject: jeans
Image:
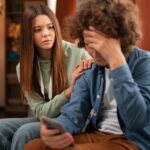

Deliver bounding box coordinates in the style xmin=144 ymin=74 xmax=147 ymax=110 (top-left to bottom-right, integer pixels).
xmin=0 ymin=117 xmax=41 ymax=150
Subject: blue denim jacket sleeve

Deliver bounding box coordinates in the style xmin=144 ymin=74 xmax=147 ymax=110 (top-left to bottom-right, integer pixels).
xmin=56 ymin=72 xmax=92 ymax=134
xmin=110 ymin=52 xmax=150 ymax=131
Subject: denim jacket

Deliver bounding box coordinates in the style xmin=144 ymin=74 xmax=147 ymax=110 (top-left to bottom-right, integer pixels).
xmin=57 ymin=47 xmax=150 ymax=150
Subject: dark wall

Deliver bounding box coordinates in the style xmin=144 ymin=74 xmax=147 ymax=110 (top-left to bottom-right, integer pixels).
xmin=56 ymin=0 xmax=76 ymax=27
xmin=136 ymin=0 xmax=150 ymax=50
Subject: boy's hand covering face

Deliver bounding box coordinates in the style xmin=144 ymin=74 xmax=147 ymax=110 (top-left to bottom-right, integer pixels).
xmin=83 ymin=26 xmax=126 ymax=70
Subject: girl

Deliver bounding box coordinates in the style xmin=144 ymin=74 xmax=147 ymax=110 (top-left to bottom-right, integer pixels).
xmin=0 ymin=4 xmax=92 ymax=150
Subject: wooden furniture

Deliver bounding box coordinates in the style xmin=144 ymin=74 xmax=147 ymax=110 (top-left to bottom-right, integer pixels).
xmin=4 ymin=0 xmax=47 ymax=117
xmin=5 ymin=0 xmax=27 ymax=117
xmin=0 ymin=0 xmax=5 ymax=108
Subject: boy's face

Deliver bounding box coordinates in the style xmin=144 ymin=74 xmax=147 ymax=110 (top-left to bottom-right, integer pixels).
xmin=85 ymin=47 xmax=108 ymax=66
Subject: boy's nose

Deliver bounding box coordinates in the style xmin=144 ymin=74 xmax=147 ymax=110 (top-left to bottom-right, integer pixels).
xmin=91 ymin=50 xmax=97 ymax=58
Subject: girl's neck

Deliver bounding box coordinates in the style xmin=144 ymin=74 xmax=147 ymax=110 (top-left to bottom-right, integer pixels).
xmin=37 ymin=49 xmax=52 ymax=60
xmin=39 ymin=54 xmax=50 ymax=60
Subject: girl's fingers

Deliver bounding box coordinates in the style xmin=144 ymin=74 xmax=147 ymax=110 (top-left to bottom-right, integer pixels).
xmin=87 ymin=59 xmax=94 ymax=68
xmin=78 ymin=59 xmax=93 ymax=70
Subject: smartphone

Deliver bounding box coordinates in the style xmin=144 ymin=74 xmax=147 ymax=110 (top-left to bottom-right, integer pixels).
xmin=40 ymin=116 xmax=66 ymax=134
xmin=41 ymin=116 xmax=75 ymax=147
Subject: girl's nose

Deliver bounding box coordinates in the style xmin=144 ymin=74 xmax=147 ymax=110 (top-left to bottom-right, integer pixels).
xmin=42 ymin=28 xmax=50 ymax=37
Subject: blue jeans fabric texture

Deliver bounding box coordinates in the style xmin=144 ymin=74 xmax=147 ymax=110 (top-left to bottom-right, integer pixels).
xmin=0 ymin=117 xmax=41 ymax=150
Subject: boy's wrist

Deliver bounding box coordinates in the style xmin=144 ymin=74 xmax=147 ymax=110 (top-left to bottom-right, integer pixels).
xmin=109 ymin=57 xmax=126 ymax=70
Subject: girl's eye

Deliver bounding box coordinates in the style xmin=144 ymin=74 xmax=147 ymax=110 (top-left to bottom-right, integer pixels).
xmin=33 ymin=28 xmax=41 ymax=32
xmin=48 ymin=25 xmax=54 ymax=30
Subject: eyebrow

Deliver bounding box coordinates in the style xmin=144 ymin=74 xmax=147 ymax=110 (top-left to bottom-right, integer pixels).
xmin=33 ymin=23 xmax=53 ymax=28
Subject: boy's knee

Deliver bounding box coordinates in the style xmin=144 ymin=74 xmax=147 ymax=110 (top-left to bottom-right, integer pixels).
xmin=25 ymin=139 xmax=45 ymax=150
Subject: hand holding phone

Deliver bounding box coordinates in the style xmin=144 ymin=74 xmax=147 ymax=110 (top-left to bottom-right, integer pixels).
xmin=40 ymin=116 xmax=66 ymax=134
xmin=40 ymin=116 xmax=75 ymax=147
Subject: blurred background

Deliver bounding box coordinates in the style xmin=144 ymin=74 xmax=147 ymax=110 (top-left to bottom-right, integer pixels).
xmin=0 ymin=0 xmax=149 ymax=118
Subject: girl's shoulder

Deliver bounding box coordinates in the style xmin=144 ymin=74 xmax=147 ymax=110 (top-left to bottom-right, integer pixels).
xmin=62 ymin=40 xmax=90 ymax=59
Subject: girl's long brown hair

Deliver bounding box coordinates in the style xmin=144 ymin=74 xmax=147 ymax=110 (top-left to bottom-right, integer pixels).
xmin=21 ymin=4 xmax=67 ymax=100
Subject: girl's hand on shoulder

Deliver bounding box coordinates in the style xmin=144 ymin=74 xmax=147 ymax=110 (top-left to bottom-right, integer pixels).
xmin=40 ymin=119 xmax=74 ymax=149
xmin=76 ymin=58 xmax=94 ymax=70
xmin=64 ymin=59 xmax=94 ymax=98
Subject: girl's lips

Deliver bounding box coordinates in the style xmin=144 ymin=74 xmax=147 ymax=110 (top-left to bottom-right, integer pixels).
xmin=42 ymin=40 xmax=52 ymax=44
xmin=42 ymin=40 xmax=51 ymax=43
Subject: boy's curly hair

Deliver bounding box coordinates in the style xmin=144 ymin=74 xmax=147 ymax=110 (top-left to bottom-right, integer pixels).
xmin=67 ymin=0 xmax=142 ymax=52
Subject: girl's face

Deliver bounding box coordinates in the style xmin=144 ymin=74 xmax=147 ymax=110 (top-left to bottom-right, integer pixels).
xmin=32 ymin=15 xmax=55 ymax=58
